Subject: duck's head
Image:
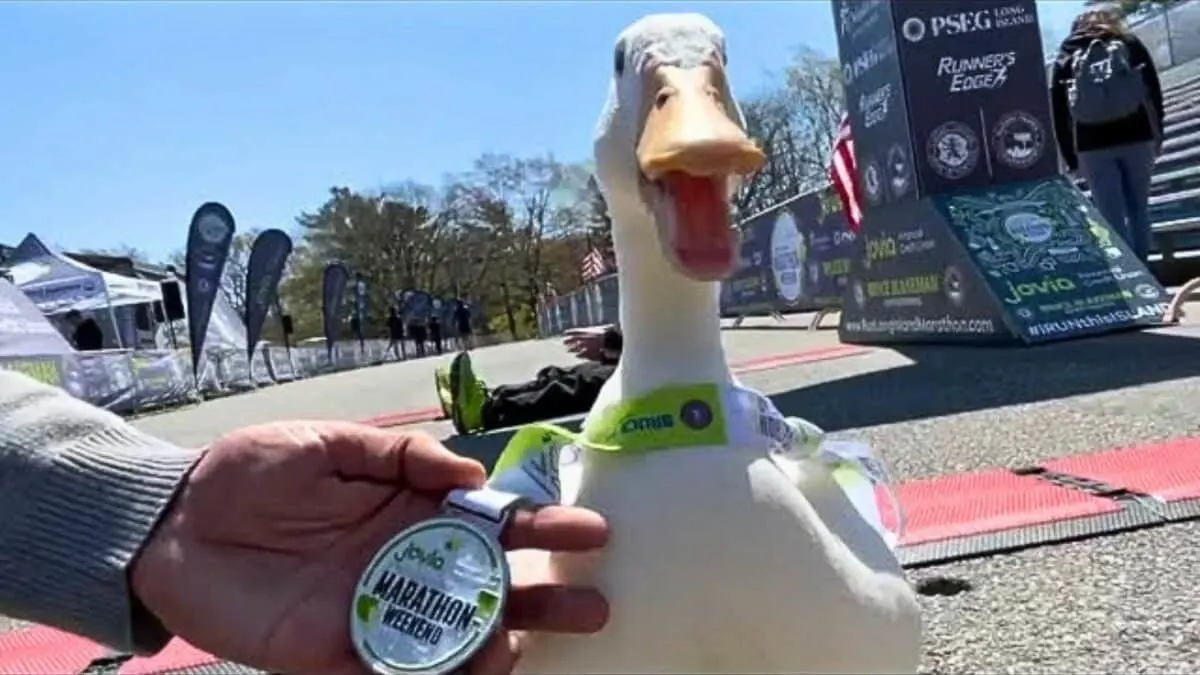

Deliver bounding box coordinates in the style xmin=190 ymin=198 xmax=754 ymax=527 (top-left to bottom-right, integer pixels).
xmin=594 ymin=13 xmax=766 ymax=282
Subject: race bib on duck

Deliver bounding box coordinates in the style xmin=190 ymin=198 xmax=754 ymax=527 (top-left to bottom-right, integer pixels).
xmin=486 ymin=381 xmax=905 ymax=550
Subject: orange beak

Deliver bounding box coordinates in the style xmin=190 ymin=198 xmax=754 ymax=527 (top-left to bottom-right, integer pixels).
xmin=636 ymin=66 xmax=765 ymax=180
xmin=634 ymin=65 xmax=765 ymax=280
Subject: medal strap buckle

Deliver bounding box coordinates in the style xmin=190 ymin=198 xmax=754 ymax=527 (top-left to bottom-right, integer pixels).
xmin=442 ymin=487 xmax=529 ymax=539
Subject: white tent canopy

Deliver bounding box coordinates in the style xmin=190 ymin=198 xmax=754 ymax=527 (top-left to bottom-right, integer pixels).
xmin=155 ymin=274 xmax=248 ymax=353
xmin=6 ymin=234 xmax=162 ymax=315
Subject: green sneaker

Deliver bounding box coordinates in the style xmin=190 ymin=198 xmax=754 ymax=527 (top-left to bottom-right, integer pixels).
xmin=434 ymin=366 xmax=453 ymax=418
xmin=449 ymin=351 xmax=488 ymax=434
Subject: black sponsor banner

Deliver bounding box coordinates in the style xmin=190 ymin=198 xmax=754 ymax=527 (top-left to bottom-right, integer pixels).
xmin=839 ymin=176 xmax=1169 ymax=344
xmin=322 ymin=262 xmax=349 ymax=360
xmin=894 ymin=0 xmax=1057 ymax=197
xmin=805 ymin=205 xmax=859 ymax=308
xmin=839 ymin=197 xmax=1009 ymax=343
xmin=935 ymin=177 xmax=1168 ymax=342
xmin=185 ymin=202 xmax=236 ymax=378
xmin=244 ymin=229 xmax=293 ymax=361
xmin=834 ymin=0 xmax=918 ymax=213
xmin=721 ymin=193 xmax=858 ymax=317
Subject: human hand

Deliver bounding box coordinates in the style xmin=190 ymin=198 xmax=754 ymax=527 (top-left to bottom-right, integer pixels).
xmin=563 ymin=325 xmax=612 ymax=363
xmin=131 ymin=422 xmax=609 ymax=675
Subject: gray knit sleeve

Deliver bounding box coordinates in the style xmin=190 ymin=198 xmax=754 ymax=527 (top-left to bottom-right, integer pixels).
xmin=0 ymin=370 xmax=204 ymax=654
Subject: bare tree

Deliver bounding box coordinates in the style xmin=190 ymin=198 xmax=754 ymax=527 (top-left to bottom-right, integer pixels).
xmin=738 ymin=47 xmax=845 ymax=218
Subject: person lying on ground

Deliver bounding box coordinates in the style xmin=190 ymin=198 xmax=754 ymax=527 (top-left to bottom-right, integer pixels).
xmin=437 ymin=324 xmax=623 ymax=434
xmin=0 ymin=370 xmax=610 ymax=675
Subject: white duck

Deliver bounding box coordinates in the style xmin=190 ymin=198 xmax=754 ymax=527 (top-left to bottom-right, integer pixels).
xmin=508 ymin=14 xmax=921 ymax=674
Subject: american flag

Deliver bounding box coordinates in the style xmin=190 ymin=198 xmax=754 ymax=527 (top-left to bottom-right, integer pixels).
xmin=581 ymin=247 xmax=608 ymax=281
xmin=829 ymin=113 xmax=863 ymax=232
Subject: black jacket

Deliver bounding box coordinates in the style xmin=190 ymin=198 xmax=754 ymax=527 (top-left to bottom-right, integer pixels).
xmin=1050 ymin=29 xmax=1164 ymax=171
xmin=387 ymin=315 xmax=404 ymax=340
xmin=600 ymin=325 xmax=623 ymax=365
xmin=72 ymin=319 xmax=104 ymax=351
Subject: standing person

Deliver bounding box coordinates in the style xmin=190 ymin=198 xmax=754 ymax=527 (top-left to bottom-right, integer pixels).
xmin=429 ymin=313 xmax=444 ymax=355
xmin=65 ymin=310 xmax=105 ymax=351
xmin=1051 ymin=7 xmax=1164 ymax=263
xmin=454 ymin=300 xmax=475 ymax=350
xmin=385 ymin=306 xmax=406 ymax=360
xmin=408 ymin=315 xmax=427 ymax=358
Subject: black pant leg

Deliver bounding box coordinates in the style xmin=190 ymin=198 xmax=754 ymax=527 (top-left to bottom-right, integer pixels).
xmin=484 ymin=363 xmax=615 ymax=430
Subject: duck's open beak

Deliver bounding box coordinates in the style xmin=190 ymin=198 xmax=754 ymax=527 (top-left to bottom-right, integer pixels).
xmin=636 ymin=65 xmax=765 ymax=281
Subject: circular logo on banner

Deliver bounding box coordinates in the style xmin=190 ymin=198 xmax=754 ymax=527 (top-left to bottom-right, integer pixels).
xmin=679 ymin=399 xmax=714 ymax=430
xmin=1016 ymin=307 xmax=1034 ymax=319
xmin=992 ymin=111 xmax=1045 ymax=170
xmin=1003 ymin=212 xmax=1054 ymax=244
xmin=853 ymin=280 xmax=866 ymax=308
xmin=197 ymin=214 xmax=231 ymax=245
xmin=1135 ymin=283 xmax=1160 ymax=299
xmin=770 ymin=210 xmax=805 ymax=305
xmin=902 ymin=17 xmax=926 ymax=42
xmin=944 ymin=266 xmax=965 ymax=306
xmin=927 ymin=121 xmax=980 ymax=180
xmin=887 ymin=144 xmax=913 ymax=198
xmin=351 ymin=518 xmax=507 ymax=675
xmin=863 ymin=159 xmax=883 ymax=205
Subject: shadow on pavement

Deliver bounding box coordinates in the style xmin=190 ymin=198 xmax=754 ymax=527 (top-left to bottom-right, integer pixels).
xmin=774 ymin=328 xmax=1200 ymax=432
xmin=445 ymin=328 xmax=1200 ymax=471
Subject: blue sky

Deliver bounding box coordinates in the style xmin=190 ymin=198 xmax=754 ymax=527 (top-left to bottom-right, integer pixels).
xmin=0 ymin=1 xmax=1083 ymax=261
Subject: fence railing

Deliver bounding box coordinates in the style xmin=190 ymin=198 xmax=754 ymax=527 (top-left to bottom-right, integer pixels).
xmin=536 ymin=186 xmax=858 ymax=338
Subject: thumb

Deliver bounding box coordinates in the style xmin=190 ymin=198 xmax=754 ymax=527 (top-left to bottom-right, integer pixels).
xmin=317 ymin=422 xmax=487 ymax=491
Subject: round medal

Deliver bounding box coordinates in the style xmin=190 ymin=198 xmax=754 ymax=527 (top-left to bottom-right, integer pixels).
xmin=351 ymin=517 xmax=509 ymax=675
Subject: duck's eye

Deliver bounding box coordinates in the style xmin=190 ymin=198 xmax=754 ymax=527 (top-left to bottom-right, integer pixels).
xmin=614 ymin=43 xmax=626 ymax=77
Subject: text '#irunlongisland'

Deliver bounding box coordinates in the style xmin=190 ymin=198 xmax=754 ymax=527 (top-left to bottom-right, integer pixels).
xmin=370 ymin=570 xmax=478 ymax=647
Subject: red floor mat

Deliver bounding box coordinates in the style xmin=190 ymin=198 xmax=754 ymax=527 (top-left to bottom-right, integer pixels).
xmin=119 ymin=639 xmax=219 ymax=675
xmin=1041 ymin=437 xmax=1200 ymax=502
xmin=0 ymin=627 xmax=106 ymax=675
xmin=898 ymin=469 xmax=1122 ymax=547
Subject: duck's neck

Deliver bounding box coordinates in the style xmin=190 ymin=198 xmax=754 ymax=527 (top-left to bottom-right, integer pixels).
xmin=610 ymin=207 xmax=732 ymax=397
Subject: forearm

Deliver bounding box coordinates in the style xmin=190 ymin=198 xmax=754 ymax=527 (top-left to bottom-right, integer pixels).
xmin=0 ymin=371 xmax=204 ymax=653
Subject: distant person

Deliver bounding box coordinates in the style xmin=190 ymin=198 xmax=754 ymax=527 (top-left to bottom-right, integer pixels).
xmin=65 ymin=310 xmax=104 ymax=351
xmin=454 ymin=301 xmax=474 ymax=350
xmin=386 ymin=307 xmax=406 ymax=360
xmin=408 ymin=316 xmax=427 ymax=358
xmin=429 ymin=314 xmax=443 ymax=355
xmin=1051 ymin=6 xmax=1164 ymax=263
